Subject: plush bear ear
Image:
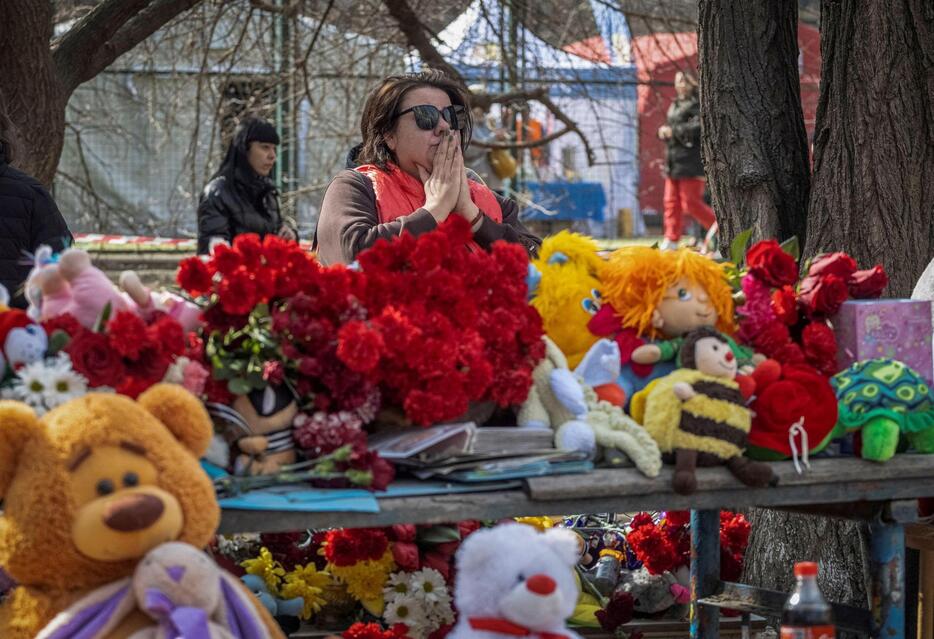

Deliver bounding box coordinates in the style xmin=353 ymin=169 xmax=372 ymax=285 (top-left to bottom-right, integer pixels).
xmin=541 ymin=528 xmax=582 ymax=567
xmin=455 ymin=526 xmax=503 ymax=574
xmin=0 ymin=401 xmax=41 ymax=498
xmin=137 ymin=383 xmax=213 ymax=458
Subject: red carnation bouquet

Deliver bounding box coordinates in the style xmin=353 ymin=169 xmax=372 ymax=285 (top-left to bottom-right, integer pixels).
xmin=44 ymin=309 xmax=186 ymax=398
xmin=626 ymin=511 xmax=750 ymax=581
xmin=736 ymin=240 xmax=887 ymax=376
xmin=336 ymin=217 xmax=544 ymax=425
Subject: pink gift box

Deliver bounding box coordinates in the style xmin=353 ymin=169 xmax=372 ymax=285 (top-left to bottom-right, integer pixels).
xmin=834 ymin=299 xmax=933 ymax=384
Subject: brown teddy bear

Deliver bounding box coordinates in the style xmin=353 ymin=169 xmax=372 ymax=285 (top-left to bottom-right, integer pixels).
xmin=0 ymin=384 xmax=284 ymax=639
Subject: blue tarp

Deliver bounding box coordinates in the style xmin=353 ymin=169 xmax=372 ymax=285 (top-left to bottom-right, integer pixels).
xmin=521 ymin=181 xmax=607 ymax=221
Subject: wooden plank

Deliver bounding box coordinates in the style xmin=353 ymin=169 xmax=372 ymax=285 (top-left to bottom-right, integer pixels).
xmin=218 ymin=456 xmax=934 ymax=533
xmin=526 ymin=456 xmax=934 ymax=501
xmin=907 ymin=523 xmax=934 ymax=552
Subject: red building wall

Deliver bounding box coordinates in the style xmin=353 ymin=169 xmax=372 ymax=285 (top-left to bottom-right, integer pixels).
xmin=632 ymin=26 xmax=821 ymax=227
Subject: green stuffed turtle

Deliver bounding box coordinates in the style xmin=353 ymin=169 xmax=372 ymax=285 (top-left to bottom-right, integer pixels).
xmin=831 ymin=358 xmax=934 ymax=461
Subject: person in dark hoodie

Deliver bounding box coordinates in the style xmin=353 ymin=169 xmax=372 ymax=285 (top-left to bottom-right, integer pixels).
xmin=197 ymin=117 xmax=298 ymax=254
xmin=0 ymin=90 xmax=71 ymax=308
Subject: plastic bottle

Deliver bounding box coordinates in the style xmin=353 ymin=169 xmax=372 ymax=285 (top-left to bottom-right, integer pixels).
xmin=780 ymin=562 xmax=835 ymax=639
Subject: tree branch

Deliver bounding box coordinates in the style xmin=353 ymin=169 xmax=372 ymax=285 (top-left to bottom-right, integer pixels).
xmin=248 ymin=0 xmax=302 ymax=16
xmin=58 ymin=0 xmax=203 ymax=94
xmin=381 ymin=0 xmax=466 ymax=87
xmin=470 ymin=127 xmax=573 ymax=150
xmin=52 ymin=0 xmax=154 ymax=91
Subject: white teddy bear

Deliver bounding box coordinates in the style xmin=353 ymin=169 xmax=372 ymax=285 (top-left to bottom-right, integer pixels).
xmin=448 ymin=523 xmax=584 ymax=639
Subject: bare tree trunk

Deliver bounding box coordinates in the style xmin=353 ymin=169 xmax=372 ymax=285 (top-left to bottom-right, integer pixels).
xmin=805 ymin=0 xmax=934 ymax=297
xmin=742 ymin=510 xmax=870 ymax=638
xmin=0 ymin=1 xmax=67 ymax=185
xmin=0 ymin=0 xmax=202 ymax=186
xmin=698 ymin=0 xmax=811 ymax=249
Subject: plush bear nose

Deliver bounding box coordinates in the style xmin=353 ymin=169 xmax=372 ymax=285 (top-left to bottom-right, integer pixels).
xmin=102 ymin=493 xmax=164 ymax=532
xmin=526 ymin=574 xmax=556 ymax=595
xmin=725 ymin=351 xmax=735 ymax=362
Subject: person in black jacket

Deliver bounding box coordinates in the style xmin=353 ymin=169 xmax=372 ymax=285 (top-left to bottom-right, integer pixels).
xmin=657 ymin=72 xmax=716 ymax=250
xmin=0 ymin=92 xmax=71 ymax=308
xmin=197 ymin=117 xmax=297 ymax=254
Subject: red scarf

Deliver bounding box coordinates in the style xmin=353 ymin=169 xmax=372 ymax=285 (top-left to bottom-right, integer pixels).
xmin=355 ymin=162 xmax=503 ymax=225
xmin=468 ymin=617 xmax=570 ymax=639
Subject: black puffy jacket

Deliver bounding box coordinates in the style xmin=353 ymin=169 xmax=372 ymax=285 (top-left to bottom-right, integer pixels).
xmin=196 ymin=176 xmax=295 ymax=254
xmin=665 ymin=96 xmax=705 ymax=179
xmin=0 ymin=160 xmax=71 ymax=308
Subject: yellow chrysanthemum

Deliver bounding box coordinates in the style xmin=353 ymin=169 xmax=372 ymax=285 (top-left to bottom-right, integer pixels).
xmin=280 ymin=563 xmax=332 ymax=620
xmin=327 ymin=550 xmax=396 ymax=602
xmin=241 ymin=547 xmax=286 ymax=594
xmin=514 ymin=516 xmax=555 ymax=531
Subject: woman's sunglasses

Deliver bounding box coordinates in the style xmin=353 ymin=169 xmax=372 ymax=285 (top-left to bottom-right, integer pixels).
xmin=394 ymin=104 xmax=468 ymax=131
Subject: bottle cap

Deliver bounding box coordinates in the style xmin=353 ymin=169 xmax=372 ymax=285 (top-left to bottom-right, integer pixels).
xmin=794 ymin=561 xmax=818 ymax=577
xmin=599 ymin=548 xmax=624 ymax=560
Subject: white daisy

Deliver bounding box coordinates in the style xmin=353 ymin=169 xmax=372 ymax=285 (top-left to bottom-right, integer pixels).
xmin=384 ymin=570 xmax=413 ymax=600
xmin=42 ymin=354 xmax=88 ymax=408
xmin=409 ymin=568 xmax=448 ymax=604
xmin=11 ymin=358 xmax=55 ymax=410
xmin=383 ymin=595 xmax=428 ymax=635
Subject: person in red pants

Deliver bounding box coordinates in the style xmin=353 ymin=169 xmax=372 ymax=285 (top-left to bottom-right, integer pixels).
xmin=657 ymin=72 xmax=716 ymax=250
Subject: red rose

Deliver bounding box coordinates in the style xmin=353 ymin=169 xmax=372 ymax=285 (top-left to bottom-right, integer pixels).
xmin=390 ymin=541 xmax=421 ymax=571
xmin=798 ymin=274 xmax=849 ymax=317
xmin=801 ymin=321 xmax=838 ymax=374
xmin=807 ymin=252 xmax=857 ymax=279
xmin=771 ymin=286 xmax=799 ymax=325
xmin=753 ymin=321 xmax=791 ymax=358
xmin=66 ymin=331 xmax=125 ymax=387
xmin=746 ymin=240 xmax=799 ymax=287
xmin=848 ymin=266 xmax=888 ymax=299
xmin=176 ymin=257 xmax=213 ymax=296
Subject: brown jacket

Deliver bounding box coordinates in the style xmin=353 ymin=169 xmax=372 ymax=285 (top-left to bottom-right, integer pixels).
xmin=313 ymin=169 xmax=541 ymax=265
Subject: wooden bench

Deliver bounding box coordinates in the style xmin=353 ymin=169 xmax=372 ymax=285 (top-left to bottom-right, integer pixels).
xmin=220 ymin=455 xmax=934 ymax=638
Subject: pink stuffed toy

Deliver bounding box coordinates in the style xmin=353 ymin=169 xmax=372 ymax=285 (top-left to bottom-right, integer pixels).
xmin=27 ymin=247 xmax=133 ymax=328
xmin=27 ymin=247 xmax=202 ymax=333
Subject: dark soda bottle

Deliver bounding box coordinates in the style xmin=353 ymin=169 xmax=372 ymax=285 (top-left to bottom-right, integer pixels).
xmin=780 ymin=562 xmax=835 ymax=639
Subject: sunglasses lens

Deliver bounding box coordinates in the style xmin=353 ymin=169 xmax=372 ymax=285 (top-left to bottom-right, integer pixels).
xmin=412 ymin=106 xmax=439 ymax=130
xmin=442 ymin=106 xmax=467 ymax=131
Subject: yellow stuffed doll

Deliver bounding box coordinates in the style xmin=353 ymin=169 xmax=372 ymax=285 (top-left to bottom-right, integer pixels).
xmin=530 ymin=231 xmax=605 ymax=369
xmin=0 ymin=384 xmax=284 ymax=639
xmin=641 ymin=327 xmax=776 ymax=495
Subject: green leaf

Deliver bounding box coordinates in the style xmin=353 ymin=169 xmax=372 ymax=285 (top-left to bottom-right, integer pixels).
xmin=416 ymin=525 xmax=462 ymax=544
xmin=730 ymin=229 xmax=753 ymax=266
xmin=227 ymin=377 xmax=252 ymax=395
xmin=93 ymin=301 xmax=113 ymax=333
xmin=780 ymin=236 xmax=800 ymax=262
xmin=47 ymin=329 xmax=71 ymax=355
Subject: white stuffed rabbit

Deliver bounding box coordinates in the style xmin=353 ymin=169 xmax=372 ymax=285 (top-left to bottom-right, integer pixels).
xmin=36 ymin=542 xmax=271 ymax=639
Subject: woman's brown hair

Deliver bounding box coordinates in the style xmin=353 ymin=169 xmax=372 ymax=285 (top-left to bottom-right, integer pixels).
xmin=357 ymin=69 xmax=472 ymax=170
